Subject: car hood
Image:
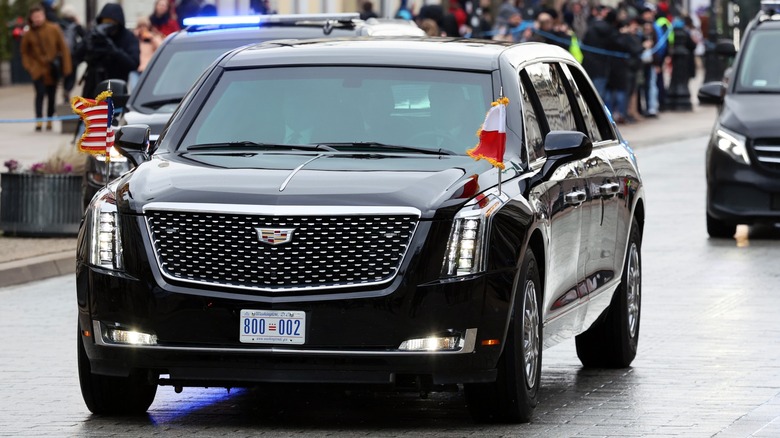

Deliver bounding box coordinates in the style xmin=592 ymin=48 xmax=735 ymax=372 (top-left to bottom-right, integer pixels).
xmin=115 ymin=152 xmax=507 ymax=218
xmin=721 ymin=94 xmax=780 ymax=139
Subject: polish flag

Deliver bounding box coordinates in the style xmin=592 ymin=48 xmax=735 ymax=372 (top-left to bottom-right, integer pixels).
xmin=71 ymin=90 xmax=115 ymax=159
xmin=467 ymin=97 xmax=508 ymax=170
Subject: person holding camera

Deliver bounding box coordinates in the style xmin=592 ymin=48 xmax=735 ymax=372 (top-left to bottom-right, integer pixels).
xmin=20 ymin=3 xmax=72 ymax=132
xmin=75 ymin=3 xmax=139 ymax=99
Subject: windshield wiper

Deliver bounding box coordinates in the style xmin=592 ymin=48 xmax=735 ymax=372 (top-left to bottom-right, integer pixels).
xmin=141 ymin=97 xmax=183 ymax=110
xmin=319 ymin=142 xmax=456 ymax=155
xmin=184 ymin=141 xmax=337 ymax=152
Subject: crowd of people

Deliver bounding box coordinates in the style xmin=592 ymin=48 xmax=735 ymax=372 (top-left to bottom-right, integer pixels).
xmin=18 ymin=0 xmax=704 ymax=132
xmin=390 ymin=0 xmax=704 ymax=124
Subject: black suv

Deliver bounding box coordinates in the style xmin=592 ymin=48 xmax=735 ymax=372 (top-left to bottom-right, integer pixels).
xmin=76 ymin=37 xmax=645 ymax=423
xmin=82 ymin=14 xmax=424 ymax=207
xmin=698 ymin=1 xmax=780 ymax=237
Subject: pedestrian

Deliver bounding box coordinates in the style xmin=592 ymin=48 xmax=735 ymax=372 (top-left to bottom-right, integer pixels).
xmin=150 ymin=0 xmax=180 ymax=36
xmin=359 ymin=1 xmax=378 ymax=20
xmin=59 ymin=5 xmax=85 ymax=104
xmin=130 ymin=16 xmax=163 ymax=92
xmin=20 ymin=3 xmax=72 ymax=132
xmin=75 ymin=3 xmax=140 ymax=99
xmin=581 ymin=7 xmax=621 ymax=99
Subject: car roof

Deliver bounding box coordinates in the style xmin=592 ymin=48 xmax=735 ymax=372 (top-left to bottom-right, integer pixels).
xmin=219 ymin=37 xmax=567 ymax=72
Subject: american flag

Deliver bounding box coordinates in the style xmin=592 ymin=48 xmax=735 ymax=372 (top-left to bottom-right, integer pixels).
xmin=71 ymin=90 xmax=115 ymax=159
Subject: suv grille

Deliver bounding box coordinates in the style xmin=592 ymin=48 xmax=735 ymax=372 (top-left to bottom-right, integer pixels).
xmin=145 ymin=210 xmax=418 ymax=292
xmin=753 ymin=138 xmax=780 ymax=172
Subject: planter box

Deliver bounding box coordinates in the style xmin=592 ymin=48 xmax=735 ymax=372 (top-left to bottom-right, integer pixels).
xmin=0 ymin=173 xmax=83 ymax=236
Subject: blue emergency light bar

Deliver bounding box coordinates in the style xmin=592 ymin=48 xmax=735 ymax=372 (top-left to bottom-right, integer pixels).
xmin=182 ymin=13 xmax=360 ymax=27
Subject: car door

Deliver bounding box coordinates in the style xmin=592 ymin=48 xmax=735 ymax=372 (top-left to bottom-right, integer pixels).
xmin=520 ymin=63 xmax=589 ymax=341
xmin=559 ymin=62 xmax=624 ymax=329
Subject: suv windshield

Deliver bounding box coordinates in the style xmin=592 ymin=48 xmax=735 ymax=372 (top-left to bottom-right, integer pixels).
xmin=736 ymin=28 xmax=780 ymax=93
xmin=133 ymin=40 xmax=255 ymax=111
xmin=180 ymin=66 xmax=493 ymax=154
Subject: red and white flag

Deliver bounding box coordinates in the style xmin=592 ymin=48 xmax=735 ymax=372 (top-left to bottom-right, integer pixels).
xmin=467 ymin=97 xmax=509 ymax=170
xmin=71 ymin=90 xmax=115 ymax=159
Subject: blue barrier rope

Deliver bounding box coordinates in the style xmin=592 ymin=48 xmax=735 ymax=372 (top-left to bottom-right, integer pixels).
xmin=0 ymin=108 xmax=123 ymax=124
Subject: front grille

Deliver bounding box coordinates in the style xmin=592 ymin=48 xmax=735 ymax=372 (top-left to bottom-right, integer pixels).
xmin=145 ymin=209 xmax=418 ymax=292
xmin=753 ymin=138 xmax=780 ymax=172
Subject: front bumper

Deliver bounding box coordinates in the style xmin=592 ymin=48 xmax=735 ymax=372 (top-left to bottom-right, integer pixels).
xmin=707 ymin=147 xmax=780 ymax=224
xmin=76 ymin=264 xmax=514 ymax=387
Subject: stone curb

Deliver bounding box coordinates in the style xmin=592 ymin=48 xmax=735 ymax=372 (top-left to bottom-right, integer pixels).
xmin=0 ymin=250 xmax=75 ymax=289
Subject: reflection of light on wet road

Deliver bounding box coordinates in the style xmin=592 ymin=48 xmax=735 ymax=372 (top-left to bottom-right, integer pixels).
xmin=735 ymin=224 xmax=750 ymax=247
xmin=153 ymin=387 xmax=246 ymax=421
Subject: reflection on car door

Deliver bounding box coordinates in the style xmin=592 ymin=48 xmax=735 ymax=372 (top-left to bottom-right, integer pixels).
xmin=520 ymin=64 xmax=589 ymax=345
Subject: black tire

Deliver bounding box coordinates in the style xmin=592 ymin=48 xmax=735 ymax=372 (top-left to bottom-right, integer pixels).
xmin=77 ymin=323 xmax=157 ymax=415
xmin=576 ymin=218 xmax=642 ymax=368
xmin=465 ymin=248 xmax=542 ymax=423
xmin=706 ymin=212 xmax=736 ymax=238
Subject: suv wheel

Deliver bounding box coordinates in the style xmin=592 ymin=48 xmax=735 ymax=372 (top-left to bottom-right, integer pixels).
xmin=706 ymin=212 xmax=736 ymax=238
xmin=77 ymin=323 xmax=158 ymax=415
xmin=464 ymin=248 xmax=542 ymax=423
xmin=575 ymin=218 xmax=641 ymax=368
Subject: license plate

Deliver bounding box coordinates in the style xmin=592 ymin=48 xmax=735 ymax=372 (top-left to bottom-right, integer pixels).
xmin=239 ymin=310 xmax=306 ymax=344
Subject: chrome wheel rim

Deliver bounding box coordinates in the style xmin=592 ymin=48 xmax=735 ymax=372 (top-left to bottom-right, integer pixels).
xmin=626 ymin=242 xmax=641 ymax=339
xmin=522 ymin=279 xmax=540 ymax=389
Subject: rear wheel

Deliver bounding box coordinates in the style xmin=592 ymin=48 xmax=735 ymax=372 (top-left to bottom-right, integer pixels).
xmin=576 ymin=218 xmax=641 ymax=368
xmin=77 ymin=323 xmax=158 ymax=415
xmin=706 ymin=212 xmax=736 ymax=238
xmin=465 ymin=248 xmax=542 ymax=423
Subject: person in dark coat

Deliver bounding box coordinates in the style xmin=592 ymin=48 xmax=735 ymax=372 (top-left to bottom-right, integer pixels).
xmin=581 ymin=8 xmax=622 ymax=99
xmin=76 ymin=3 xmax=140 ymax=99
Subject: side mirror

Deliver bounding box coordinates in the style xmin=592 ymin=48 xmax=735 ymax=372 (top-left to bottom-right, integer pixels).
xmin=544 ymin=131 xmax=592 ymax=159
xmin=114 ymin=124 xmax=151 ymax=167
xmin=525 ymin=131 xmax=593 ymax=194
xmin=715 ymin=39 xmax=737 ymax=57
xmin=698 ymin=81 xmax=726 ymax=105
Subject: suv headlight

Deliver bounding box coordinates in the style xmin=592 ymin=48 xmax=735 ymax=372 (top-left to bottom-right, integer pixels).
xmin=715 ymin=126 xmax=750 ymax=165
xmin=441 ymin=188 xmax=508 ymax=277
xmin=87 ymin=185 xmax=123 ymax=270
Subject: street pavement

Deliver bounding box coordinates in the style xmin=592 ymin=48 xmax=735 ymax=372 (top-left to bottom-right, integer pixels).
xmin=0 ymin=82 xmax=718 ymax=287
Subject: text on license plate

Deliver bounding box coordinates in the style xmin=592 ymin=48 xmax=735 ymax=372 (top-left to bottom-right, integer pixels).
xmin=239 ymin=310 xmax=306 ymax=344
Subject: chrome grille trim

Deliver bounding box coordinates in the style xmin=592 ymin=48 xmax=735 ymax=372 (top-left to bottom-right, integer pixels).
xmin=143 ymin=203 xmax=421 ymax=293
xmin=752 ymin=139 xmax=780 ymax=172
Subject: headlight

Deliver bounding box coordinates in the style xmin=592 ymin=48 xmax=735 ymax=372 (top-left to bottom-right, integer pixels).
xmin=715 ymin=126 xmax=750 ymax=165
xmin=441 ymin=188 xmax=508 ymax=277
xmin=87 ymin=185 xmax=123 ymax=270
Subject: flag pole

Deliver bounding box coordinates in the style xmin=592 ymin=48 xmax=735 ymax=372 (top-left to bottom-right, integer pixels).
xmin=104 ymin=81 xmax=111 ymax=191
xmin=498 ymin=86 xmax=504 ymax=196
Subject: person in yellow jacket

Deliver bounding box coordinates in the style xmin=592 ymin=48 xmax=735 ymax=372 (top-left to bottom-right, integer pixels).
xmin=21 ymin=4 xmax=72 ymax=132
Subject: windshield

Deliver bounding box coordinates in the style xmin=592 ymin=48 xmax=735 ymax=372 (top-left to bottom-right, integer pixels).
xmin=180 ymin=66 xmax=493 ymax=154
xmin=132 ymin=40 xmax=256 ymax=110
xmin=736 ymin=29 xmax=780 ymax=93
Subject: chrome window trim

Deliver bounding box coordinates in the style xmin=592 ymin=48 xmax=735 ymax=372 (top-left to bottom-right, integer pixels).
xmin=93 ymin=321 xmax=477 ymax=356
xmin=143 ymin=202 xmax=421 ymax=293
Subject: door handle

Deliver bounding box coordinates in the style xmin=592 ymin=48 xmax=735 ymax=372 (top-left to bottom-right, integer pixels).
xmin=565 ymin=190 xmax=587 ymax=206
xmin=598 ymin=182 xmax=620 ymax=197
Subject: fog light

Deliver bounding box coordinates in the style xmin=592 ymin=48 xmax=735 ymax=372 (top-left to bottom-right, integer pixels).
xmin=398 ymin=335 xmax=463 ymax=351
xmin=105 ymin=328 xmax=157 ymax=345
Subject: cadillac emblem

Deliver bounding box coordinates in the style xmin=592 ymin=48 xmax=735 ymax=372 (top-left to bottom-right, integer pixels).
xmin=255 ymin=228 xmax=295 ymax=245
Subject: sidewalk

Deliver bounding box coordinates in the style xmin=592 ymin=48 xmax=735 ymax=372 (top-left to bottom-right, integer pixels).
xmin=0 ymin=82 xmax=718 ymax=289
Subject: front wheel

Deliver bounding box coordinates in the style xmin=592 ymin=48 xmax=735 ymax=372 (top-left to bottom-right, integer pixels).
xmin=576 ymin=217 xmax=642 ymax=368
xmin=77 ymin=323 xmax=158 ymax=415
xmin=465 ymin=248 xmax=542 ymax=423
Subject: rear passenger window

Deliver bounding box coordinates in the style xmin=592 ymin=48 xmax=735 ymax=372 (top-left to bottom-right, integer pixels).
xmin=563 ymin=64 xmax=615 ymax=141
xmin=523 ymin=63 xmax=578 ymax=133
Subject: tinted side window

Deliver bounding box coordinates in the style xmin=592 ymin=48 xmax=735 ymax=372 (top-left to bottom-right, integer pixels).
xmin=524 ymin=63 xmax=578 ymax=133
xmin=519 ymin=73 xmax=545 ymax=163
xmin=564 ymin=64 xmax=615 ymax=141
